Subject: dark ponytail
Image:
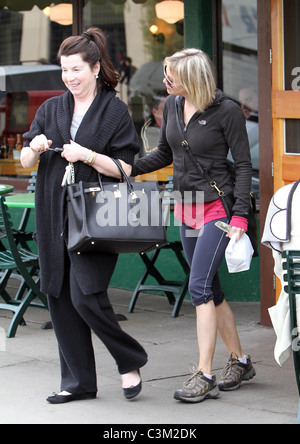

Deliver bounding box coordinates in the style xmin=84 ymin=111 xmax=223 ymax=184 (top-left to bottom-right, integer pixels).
xmin=57 ymin=27 xmax=120 ymax=91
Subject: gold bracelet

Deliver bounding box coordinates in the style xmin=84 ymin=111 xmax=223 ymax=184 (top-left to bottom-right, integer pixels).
xmin=84 ymin=150 xmax=96 ymax=166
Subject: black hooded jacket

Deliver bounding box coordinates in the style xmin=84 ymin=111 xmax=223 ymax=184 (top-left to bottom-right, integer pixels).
xmin=132 ymin=89 xmax=253 ymax=218
xmin=23 ymin=87 xmax=140 ymax=298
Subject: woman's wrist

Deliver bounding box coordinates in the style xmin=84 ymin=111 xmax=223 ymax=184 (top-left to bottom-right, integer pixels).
xmin=30 ymin=147 xmax=41 ymax=158
xmin=230 ymin=216 xmax=248 ymax=231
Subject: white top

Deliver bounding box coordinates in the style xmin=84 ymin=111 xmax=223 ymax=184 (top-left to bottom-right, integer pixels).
xmin=70 ymin=112 xmax=84 ymax=141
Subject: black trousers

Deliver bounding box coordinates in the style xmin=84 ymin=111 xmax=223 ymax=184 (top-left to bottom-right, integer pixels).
xmin=48 ymin=255 xmax=148 ymax=395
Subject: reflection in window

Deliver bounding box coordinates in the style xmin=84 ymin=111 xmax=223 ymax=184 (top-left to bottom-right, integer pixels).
xmin=285 ymin=120 xmax=300 ymax=155
xmin=83 ymin=0 xmax=184 ymax=157
xmin=222 ymin=0 xmax=259 ymax=199
xmin=0 ymin=0 xmax=184 ymax=172
xmin=284 ymin=0 xmax=300 ymax=154
xmin=284 ymin=0 xmax=300 ymax=91
xmin=0 ymin=3 xmax=70 ymax=171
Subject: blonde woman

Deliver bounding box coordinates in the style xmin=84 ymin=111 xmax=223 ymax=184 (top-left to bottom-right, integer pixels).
xmin=131 ymin=49 xmax=256 ymax=403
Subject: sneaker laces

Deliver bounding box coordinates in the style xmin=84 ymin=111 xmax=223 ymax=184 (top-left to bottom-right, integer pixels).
xmin=182 ymin=363 xmax=206 ymax=390
xmin=220 ymin=353 xmax=242 ymax=380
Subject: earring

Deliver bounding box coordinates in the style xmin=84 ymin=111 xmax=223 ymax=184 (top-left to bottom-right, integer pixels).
xmin=96 ymin=74 xmax=99 ymax=79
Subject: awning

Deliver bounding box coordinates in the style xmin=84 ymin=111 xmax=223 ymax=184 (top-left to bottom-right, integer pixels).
xmin=0 ymin=0 xmax=148 ymax=11
xmin=0 ymin=1 xmax=69 ymax=11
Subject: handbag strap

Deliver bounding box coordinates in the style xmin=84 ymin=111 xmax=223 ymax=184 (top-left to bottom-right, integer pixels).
xmin=110 ymin=158 xmax=137 ymax=199
xmin=174 ymin=96 xmax=225 ymax=198
xmin=67 ymin=159 xmax=137 ymax=199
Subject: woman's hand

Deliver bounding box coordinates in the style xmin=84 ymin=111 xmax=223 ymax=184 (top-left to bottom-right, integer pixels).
xmin=227 ymin=226 xmax=246 ymax=242
xmin=21 ymin=134 xmax=52 ymax=169
xmin=62 ymin=141 xmax=88 ymax=163
xmin=29 ymin=134 xmax=52 ymax=154
xmin=61 ymin=141 xmax=133 ymax=180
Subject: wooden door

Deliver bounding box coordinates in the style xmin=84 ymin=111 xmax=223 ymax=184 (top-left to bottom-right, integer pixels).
xmin=271 ymin=0 xmax=300 ymax=301
xmin=272 ymin=0 xmax=300 ymax=191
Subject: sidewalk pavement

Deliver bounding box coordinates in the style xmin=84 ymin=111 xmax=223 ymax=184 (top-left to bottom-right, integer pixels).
xmin=0 ymin=287 xmax=299 ymax=425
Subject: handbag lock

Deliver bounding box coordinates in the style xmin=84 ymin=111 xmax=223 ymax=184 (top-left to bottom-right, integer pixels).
xmin=130 ymin=191 xmax=138 ymax=201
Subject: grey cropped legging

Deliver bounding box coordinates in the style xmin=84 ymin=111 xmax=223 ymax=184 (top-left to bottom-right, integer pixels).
xmin=180 ymin=218 xmax=230 ymax=307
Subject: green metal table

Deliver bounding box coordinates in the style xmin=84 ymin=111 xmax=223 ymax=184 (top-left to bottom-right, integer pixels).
xmin=0 ymin=184 xmax=14 ymax=195
xmin=5 ymin=193 xmax=35 ymax=209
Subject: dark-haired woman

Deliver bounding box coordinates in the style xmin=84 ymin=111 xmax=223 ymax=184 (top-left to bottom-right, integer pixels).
xmin=21 ymin=27 xmax=147 ymax=404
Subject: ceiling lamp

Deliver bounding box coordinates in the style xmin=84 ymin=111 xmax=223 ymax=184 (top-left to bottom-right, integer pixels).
xmin=43 ymin=5 xmax=51 ymax=17
xmin=155 ymin=0 xmax=184 ymax=24
xmin=44 ymin=3 xmax=73 ymax=26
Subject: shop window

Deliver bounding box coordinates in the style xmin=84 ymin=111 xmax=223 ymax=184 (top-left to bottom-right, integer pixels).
xmin=285 ymin=120 xmax=300 ymax=155
xmin=284 ymin=0 xmax=300 ymax=92
xmin=222 ymin=0 xmax=259 ymax=200
xmin=83 ymin=0 xmax=184 ymax=157
xmin=284 ymin=0 xmax=300 ymax=155
xmin=83 ymin=0 xmax=184 ymax=156
xmin=0 ymin=2 xmax=71 ymax=175
xmin=0 ymin=0 xmax=184 ymax=177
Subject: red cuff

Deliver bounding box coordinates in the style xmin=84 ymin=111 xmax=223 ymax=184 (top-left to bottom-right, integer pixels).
xmin=230 ymin=216 xmax=248 ymax=231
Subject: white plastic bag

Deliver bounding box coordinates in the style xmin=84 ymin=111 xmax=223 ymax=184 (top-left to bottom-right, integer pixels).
xmin=225 ymin=233 xmax=254 ymax=273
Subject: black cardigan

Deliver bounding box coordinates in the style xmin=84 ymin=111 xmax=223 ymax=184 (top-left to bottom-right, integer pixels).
xmin=23 ymin=87 xmax=140 ymax=298
xmin=132 ymin=90 xmax=253 ymax=218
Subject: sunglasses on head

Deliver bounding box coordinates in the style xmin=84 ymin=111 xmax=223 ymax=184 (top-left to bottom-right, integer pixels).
xmin=164 ymin=65 xmax=175 ymax=88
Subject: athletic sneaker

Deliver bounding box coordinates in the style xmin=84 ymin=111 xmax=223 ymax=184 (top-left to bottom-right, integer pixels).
xmin=218 ymin=353 xmax=256 ymax=392
xmin=174 ymin=364 xmax=220 ymax=403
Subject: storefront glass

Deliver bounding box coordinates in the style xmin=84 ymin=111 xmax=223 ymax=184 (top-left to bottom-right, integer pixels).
xmin=0 ymin=0 xmax=184 ymax=179
xmin=222 ymin=0 xmax=259 ymax=199
xmin=0 ymin=1 xmax=71 ymax=176
xmin=83 ymin=0 xmax=183 ymax=157
xmin=284 ymin=0 xmax=300 ymax=154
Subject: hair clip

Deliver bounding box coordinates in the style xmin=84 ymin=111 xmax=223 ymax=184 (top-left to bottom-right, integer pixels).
xmin=82 ymin=32 xmax=93 ymax=41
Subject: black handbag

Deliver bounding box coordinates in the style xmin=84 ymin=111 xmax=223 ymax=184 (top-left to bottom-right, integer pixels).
xmin=66 ymin=159 xmax=167 ymax=255
xmin=175 ymin=97 xmax=259 ymax=257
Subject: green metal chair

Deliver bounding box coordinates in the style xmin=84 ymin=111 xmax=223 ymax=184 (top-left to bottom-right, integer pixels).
xmin=0 ymin=172 xmax=37 ymax=306
xmin=14 ymin=171 xmax=37 ymax=250
xmin=128 ymin=177 xmax=190 ymax=318
xmin=282 ymin=250 xmax=300 ymax=423
xmin=0 ymin=196 xmax=48 ymax=338
xmin=0 ymin=172 xmax=37 ymax=255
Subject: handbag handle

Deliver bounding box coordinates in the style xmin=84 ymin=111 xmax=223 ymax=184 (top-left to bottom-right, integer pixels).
xmin=110 ymin=158 xmax=138 ymax=200
xmin=96 ymin=158 xmax=133 ymax=192
xmin=110 ymin=158 xmax=135 ymax=191
xmin=69 ymin=158 xmax=137 ymax=200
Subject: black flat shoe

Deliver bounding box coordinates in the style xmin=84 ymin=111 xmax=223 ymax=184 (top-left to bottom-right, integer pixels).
xmin=123 ymin=380 xmax=142 ymax=400
xmin=46 ymin=392 xmax=96 ymax=404
xmin=123 ymin=371 xmax=142 ymax=400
